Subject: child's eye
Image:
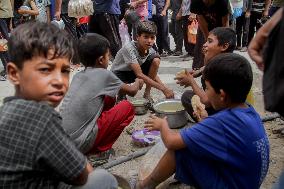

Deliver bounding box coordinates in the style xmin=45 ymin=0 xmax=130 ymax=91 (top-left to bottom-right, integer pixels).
xmin=39 ymin=67 xmax=50 ymax=73
xmin=62 ymin=68 xmax=71 ymax=74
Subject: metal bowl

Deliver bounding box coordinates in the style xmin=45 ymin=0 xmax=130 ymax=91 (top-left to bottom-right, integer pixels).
xmin=153 ymin=99 xmax=188 ymax=128
xmin=131 ymin=99 xmax=148 ymax=115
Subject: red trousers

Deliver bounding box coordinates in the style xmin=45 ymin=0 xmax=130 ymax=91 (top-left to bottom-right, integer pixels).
xmin=87 ymin=96 xmax=134 ymax=154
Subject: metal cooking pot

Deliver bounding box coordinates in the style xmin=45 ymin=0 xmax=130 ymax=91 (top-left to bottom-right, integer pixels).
xmin=131 ymin=99 xmax=148 ymax=115
xmin=153 ymin=99 xmax=188 ymax=129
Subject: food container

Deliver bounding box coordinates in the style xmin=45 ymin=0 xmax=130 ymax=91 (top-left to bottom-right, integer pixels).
xmin=19 ymin=5 xmax=31 ymax=17
xmin=153 ymin=99 xmax=188 ymax=129
xmin=131 ymin=99 xmax=148 ymax=115
xmin=51 ymin=19 xmax=65 ymax=30
xmin=132 ymin=129 xmax=160 ymax=147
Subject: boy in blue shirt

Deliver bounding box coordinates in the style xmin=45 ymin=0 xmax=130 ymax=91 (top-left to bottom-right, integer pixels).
xmin=138 ymin=53 xmax=269 ymax=189
xmin=0 ymin=22 xmax=117 ymax=188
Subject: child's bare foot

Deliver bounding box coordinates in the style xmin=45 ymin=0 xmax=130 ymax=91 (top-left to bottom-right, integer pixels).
xmin=143 ymin=93 xmax=154 ymax=104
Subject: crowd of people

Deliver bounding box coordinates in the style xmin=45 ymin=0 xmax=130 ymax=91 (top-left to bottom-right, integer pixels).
xmin=0 ymin=0 xmax=284 ymax=188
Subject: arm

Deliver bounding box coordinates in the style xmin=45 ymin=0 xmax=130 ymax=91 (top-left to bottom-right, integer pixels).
xmin=55 ymin=0 xmax=62 ymax=20
xmin=175 ymin=70 xmax=209 ymax=105
xmin=119 ymin=78 xmax=144 ymax=96
xmin=70 ymin=161 xmax=93 ymax=185
xmin=144 ymin=115 xmax=186 ymax=150
xmin=18 ymin=0 xmax=39 ymax=16
xmin=222 ymin=14 xmax=230 ymax=27
xmin=197 ymin=15 xmax=209 ymax=39
xmin=46 ymin=6 xmax=51 ymax=23
xmin=263 ymin=0 xmax=271 ymax=16
xmin=248 ymin=8 xmax=283 ymax=70
xmin=131 ymin=0 xmax=147 ymax=8
xmin=161 ymin=0 xmax=170 ymax=16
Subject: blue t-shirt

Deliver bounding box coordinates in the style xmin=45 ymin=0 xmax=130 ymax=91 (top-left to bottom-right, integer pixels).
xmin=178 ymin=105 xmax=269 ymax=189
xmin=94 ymin=0 xmax=121 ymax=14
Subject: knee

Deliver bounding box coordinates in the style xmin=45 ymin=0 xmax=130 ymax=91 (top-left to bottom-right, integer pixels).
xmin=181 ymin=90 xmax=194 ymax=108
xmin=117 ymin=100 xmax=135 ymax=116
xmin=151 ymin=58 xmax=160 ymax=69
xmin=87 ymin=169 xmax=118 ymax=188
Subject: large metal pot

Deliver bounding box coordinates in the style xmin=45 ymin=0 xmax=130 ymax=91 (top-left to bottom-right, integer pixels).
xmin=153 ymin=99 xmax=188 ymax=129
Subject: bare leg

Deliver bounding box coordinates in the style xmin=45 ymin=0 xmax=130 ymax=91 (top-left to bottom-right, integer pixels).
xmin=137 ymin=150 xmax=176 ymax=189
xmin=144 ymin=58 xmax=166 ymax=99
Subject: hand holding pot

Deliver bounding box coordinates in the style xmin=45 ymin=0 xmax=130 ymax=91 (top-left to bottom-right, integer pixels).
xmin=144 ymin=114 xmax=168 ymax=131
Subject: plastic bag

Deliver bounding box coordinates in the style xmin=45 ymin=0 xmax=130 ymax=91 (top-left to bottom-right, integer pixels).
xmin=0 ymin=33 xmax=8 ymax=52
xmin=119 ymin=20 xmax=131 ymax=46
xmin=68 ymin=0 xmax=94 ymax=18
xmin=187 ymin=19 xmax=198 ymax=44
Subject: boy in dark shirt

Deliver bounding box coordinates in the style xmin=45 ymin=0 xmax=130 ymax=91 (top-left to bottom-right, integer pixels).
xmin=138 ymin=53 xmax=269 ymax=189
xmin=0 ymin=22 xmax=117 ymax=189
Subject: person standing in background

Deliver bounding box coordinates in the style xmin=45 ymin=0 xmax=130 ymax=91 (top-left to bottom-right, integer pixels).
xmin=151 ymin=0 xmax=172 ymax=57
xmin=35 ymin=0 xmax=51 ymax=23
xmin=0 ymin=0 xmax=13 ymax=81
xmin=236 ymin=0 xmax=252 ymax=52
xmin=169 ymin=0 xmax=183 ymax=56
xmin=247 ymin=0 xmax=271 ymax=44
xmin=190 ymin=0 xmax=230 ymax=69
xmin=88 ymin=0 xmax=122 ymax=58
xmin=176 ymin=0 xmax=196 ymax=60
xmin=55 ymin=0 xmax=77 ymax=39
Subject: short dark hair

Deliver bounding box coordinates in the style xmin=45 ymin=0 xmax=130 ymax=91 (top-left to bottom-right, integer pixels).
xmin=78 ymin=33 xmax=110 ymax=67
xmin=209 ymin=27 xmax=236 ymax=53
xmin=203 ymin=53 xmax=253 ymax=103
xmin=8 ymin=21 xmax=74 ymax=69
xmin=137 ymin=20 xmax=157 ymax=36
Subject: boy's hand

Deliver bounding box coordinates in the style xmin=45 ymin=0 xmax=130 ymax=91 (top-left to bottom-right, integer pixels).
xmin=144 ymin=114 xmax=168 ymax=131
xmin=55 ymin=11 xmax=61 ymax=21
xmin=163 ymin=88 xmax=174 ymax=99
xmin=175 ymin=69 xmax=194 ymax=87
xmin=193 ymin=105 xmax=208 ymax=122
xmin=161 ymin=10 xmax=167 ymax=16
xmin=135 ymin=78 xmax=144 ymax=89
xmin=245 ymin=11 xmax=251 ymax=18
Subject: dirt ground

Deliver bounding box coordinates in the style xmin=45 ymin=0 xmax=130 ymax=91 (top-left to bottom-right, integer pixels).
xmin=105 ymin=64 xmax=284 ymax=189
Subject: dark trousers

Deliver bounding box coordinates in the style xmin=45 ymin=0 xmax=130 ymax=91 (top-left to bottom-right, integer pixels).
xmin=236 ymin=12 xmax=250 ymax=47
xmin=170 ymin=18 xmax=183 ymax=52
xmin=182 ymin=16 xmax=195 ymax=56
xmin=89 ymin=13 xmax=122 ymax=58
xmin=248 ymin=11 xmax=262 ymax=44
xmin=192 ymin=27 xmax=205 ymax=69
xmin=151 ymin=14 xmax=171 ymax=53
xmin=0 ymin=18 xmax=10 ymax=73
xmin=61 ymin=14 xmax=77 ymax=40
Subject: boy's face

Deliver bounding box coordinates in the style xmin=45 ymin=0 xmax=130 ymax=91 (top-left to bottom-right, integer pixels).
xmin=205 ymin=80 xmax=225 ymax=110
xmin=8 ymin=52 xmax=70 ymax=107
xmin=101 ymin=49 xmax=111 ymax=69
xmin=136 ymin=33 xmax=155 ymax=51
xmin=203 ymin=33 xmax=224 ymax=65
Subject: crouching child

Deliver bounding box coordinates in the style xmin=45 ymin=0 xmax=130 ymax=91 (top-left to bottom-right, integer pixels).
xmin=60 ymin=33 xmax=144 ymax=156
xmin=111 ymin=20 xmax=174 ymax=100
xmin=0 ymin=22 xmax=117 ymax=188
xmin=139 ymin=53 xmax=269 ymax=189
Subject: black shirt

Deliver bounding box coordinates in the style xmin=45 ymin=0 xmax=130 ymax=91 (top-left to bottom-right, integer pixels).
xmin=190 ymin=0 xmax=229 ymax=31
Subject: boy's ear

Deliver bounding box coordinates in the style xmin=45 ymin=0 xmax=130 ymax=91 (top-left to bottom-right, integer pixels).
xmin=97 ymin=55 xmax=104 ymax=65
xmin=219 ymin=89 xmax=227 ymax=102
xmin=7 ymin=62 xmax=21 ymax=85
xmin=221 ymin=43 xmax=230 ymax=52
